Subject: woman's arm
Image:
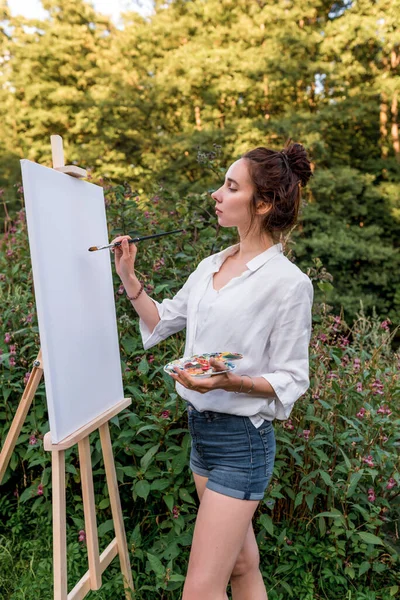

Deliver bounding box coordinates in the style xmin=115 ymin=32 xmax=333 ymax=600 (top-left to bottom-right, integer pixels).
xmin=124 ymin=274 xmax=161 ymax=333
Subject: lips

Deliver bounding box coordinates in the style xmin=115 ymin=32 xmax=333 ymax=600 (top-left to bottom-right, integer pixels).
xmin=215 ymin=207 xmax=222 ymax=214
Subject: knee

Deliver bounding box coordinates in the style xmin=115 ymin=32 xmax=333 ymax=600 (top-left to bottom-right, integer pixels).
xmin=231 ymin=541 xmax=260 ymax=579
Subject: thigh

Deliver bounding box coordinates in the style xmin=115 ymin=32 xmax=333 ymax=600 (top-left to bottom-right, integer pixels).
xmin=185 ymin=487 xmax=259 ymax=590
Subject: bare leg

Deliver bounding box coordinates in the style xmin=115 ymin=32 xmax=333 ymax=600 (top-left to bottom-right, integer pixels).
xmin=186 ymin=473 xmax=268 ymax=600
xmin=182 ymin=486 xmax=258 ymax=600
xmin=230 ymin=524 xmax=268 ymax=600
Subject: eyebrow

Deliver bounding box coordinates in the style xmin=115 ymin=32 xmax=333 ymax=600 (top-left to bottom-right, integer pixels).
xmin=226 ymin=177 xmax=239 ymax=186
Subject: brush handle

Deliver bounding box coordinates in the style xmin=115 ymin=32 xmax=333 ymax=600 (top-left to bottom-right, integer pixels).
xmin=113 ymin=229 xmax=184 ymax=247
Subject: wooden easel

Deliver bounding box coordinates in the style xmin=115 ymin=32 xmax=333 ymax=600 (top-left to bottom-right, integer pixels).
xmin=0 ymin=136 xmax=134 ymax=599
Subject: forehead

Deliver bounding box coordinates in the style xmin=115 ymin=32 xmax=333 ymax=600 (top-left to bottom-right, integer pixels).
xmin=225 ymin=158 xmax=251 ymax=186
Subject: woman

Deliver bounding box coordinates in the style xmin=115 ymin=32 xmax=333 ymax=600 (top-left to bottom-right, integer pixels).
xmin=111 ymin=141 xmax=314 ymax=600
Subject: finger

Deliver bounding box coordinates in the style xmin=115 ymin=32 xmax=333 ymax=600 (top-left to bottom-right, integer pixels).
xmin=209 ymin=358 xmax=228 ymax=371
xmin=121 ymin=238 xmax=130 ymax=258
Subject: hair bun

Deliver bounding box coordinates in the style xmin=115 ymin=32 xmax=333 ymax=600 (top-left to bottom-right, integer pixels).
xmin=282 ymin=142 xmax=313 ymax=188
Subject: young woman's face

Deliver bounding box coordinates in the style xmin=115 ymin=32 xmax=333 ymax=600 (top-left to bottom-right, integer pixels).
xmin=211 ymin=158 xmax=256 ymax=230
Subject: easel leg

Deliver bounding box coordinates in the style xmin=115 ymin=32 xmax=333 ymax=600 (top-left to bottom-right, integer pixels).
xmin=78 ymin=436 xmax=102 ymax=590
xmin=99 ymin=423 xmax=134 ymax=597
xmin=0 ymin=350 xmax=43 ymax=483
xmin=52 ymin=449 xmax=67 ymax=600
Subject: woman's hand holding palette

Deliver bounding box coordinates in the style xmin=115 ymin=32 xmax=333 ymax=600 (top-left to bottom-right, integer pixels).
xmin=164 ymin=352 xmax=243 ymax=378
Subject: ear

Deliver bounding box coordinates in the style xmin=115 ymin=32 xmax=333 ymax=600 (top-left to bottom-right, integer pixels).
xmin=255 ymin=201 xmax=272 ymax=216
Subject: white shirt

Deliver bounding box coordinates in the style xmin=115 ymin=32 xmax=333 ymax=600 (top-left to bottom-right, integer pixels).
xmin=139 ymin=242 xmax=314 ymax=422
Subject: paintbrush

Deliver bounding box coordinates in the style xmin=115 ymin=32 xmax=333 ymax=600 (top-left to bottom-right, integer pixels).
xmin=88 ymin=228 xmax=184 ymax=252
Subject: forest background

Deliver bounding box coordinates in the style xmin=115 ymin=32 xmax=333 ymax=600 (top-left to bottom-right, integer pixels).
xmin=0 ymin=1 xmax=399 ymax=599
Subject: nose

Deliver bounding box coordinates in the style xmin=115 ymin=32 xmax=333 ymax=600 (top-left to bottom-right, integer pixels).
xmin=211 ymin=187 xmax=222 ymax=202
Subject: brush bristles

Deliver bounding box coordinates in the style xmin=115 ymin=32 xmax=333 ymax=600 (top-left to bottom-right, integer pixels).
xmin=88 ymin=247 xmax=98 ymax=252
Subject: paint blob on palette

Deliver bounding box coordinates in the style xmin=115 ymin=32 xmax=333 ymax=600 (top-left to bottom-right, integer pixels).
xmin=164 ymin=352 xmax=243 ymax=378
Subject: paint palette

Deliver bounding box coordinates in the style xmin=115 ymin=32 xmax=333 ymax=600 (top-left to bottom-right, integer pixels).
xmin=164 ymin=352 xmax=243 ymax=378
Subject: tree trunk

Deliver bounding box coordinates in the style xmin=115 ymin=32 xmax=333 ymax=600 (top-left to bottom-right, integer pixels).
xmin=380 ymin=92 xmax=388 ymax=158
xmin=194 ymin=105 xmax=202 ymax=131
xmin=391 ymin=91 xmax=399 ymax=160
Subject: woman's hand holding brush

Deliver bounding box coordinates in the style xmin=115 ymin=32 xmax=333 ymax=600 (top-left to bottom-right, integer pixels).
xmin=110 ymin=235 xmax=138 ymax=288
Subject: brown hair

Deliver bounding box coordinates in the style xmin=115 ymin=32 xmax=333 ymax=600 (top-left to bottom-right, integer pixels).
xmin=242 ymin=140 xmax=313 ymax=243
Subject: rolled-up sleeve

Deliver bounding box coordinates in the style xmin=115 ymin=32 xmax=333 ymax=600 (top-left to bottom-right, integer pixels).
xmin=261 ymin=277 xmax=314 ymax=420
xmin=139 ymin=260 xmax=207 ymax=350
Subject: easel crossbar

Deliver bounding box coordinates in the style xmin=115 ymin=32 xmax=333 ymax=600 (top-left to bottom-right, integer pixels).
xmin=68 ymin=538 xmax=118 ymax=600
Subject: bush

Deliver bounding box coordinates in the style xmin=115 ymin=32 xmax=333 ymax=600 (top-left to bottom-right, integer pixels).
xmin=0 ymin=175 xmax=399 ymax=599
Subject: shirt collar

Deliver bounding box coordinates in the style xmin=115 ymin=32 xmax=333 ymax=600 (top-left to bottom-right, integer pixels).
xmin=212 ymin=242 xmax=283 ymax=272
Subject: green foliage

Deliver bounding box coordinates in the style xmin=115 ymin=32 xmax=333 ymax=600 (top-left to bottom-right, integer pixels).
xmin=1 ymin=161 xmax=399 ymax=598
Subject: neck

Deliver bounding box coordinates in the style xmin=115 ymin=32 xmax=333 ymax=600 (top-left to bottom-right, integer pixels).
xmin=232 ymin=227 xmax=275 ymax=261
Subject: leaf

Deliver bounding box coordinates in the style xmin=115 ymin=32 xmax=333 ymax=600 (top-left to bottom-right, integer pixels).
xmin=294 ymin=492 xmax=304 ymax=509
xmin=390 ymin=586 xmax=399 ymax=596
xmin=171 ymin=451 xmax=187 ymax=475
xmin=305 ymin=493 xmax=316 ymax=511
xmin=179 ymin=488 xmax=196 ymax=505
xmin=259 ymin=514 xmax=274 ymax=536
xmin=358 ymin=561 xmax=370 ymax=576
xmin=135 ymin=480 xmax=150 ymax=500
xmin=358 ymin=532 xmax=384 ymax=546
xmin=98 ymin=498 xmax=110 ymax=509
xmin=163 ymin=494 xmax=174 ymax=512
xmin=318 ymin=516 xmax=326 ymax=537
xmin=138 ymin=357 xmax=149 ymax=375
xmin=347 ymin=470 xmax=364 ymax=497
xmin=140 ymin=444 xmax=160 ymax=472
xmin=319 ymin=470 xmax=334 ymax=487
xmin=98 ymin=519 xmax=114 ymax=537
xmin=338 ymin=446 xmax=352 ymax=469
xmin=147 ymin=553 xmax=165 ymax=578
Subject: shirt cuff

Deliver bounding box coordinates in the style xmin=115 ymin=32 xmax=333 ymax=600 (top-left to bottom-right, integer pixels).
xmin=261 ymin=372 xmax=306 ymax=420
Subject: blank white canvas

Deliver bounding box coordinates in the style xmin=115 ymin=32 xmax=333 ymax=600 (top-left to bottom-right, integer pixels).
xmin=21 ymin=160 xmax=124 ymax=443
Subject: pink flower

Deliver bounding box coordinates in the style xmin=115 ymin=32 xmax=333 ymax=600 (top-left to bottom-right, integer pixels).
xmin=9 ymin=356 xmax=16 ymax=367
xmin=9 ymin=345 xmax=16 ymax=355
xmin=318 ymin=333 xmax=328 ymax=342
xmin=78 ymin=529 xmax=86 ymax=543
xmin=29 ymin=435 xmax=37 ymax=445
xmin=148 ymin=355 xmax=155 ymax=363
xmin=332 ymin=315 xmax=341 ymax=331
xmin=312 ymin=390 xmax=320 ymax=400
xmin=286 ymin=539 xmax=293 ymax=545
xmin=37 ymin=483 xmax=44 ymax=496
xmin=145 ymin=284 xmax=154 ymax=294
xmin=302 ymin=430 xmax=311 ymax=440
xmin=144 ymin=211 xmax=150 ymax=219
xmin=356 ymin=407 xmax=366 ymax=419
xmin=367 ymin=487 xmax=376 ymax=502
xmin=25 ymin=313 xmax=33 ymax=323
xmin=356 ymin=382 xmax=363 ymax=392
xmin=117 ymin=284 xmax=124 ymax=295
xmin=339 ymin=337 xmax=350 ymax=349
xmin=161 ymin=410 xmax=170 ymax=419
xmin=371 ymin=380 xmax=384 ymax=395
xmin=381 ymin=435 xmax=388 ymax=443
xmin=362 ymin=455 xmax=374 ymax=467
xmin=283 ymin=419 xmax=294 ymax=430
xmin=172 ymin=506 xmax=180 ymax=519
xmin=6 ymin=249 xmax=13 ymax=257
xmin=4 ymin=333 xmax=11 ymax=344
xmin=327 ymin=372 xmax=339 ymax=379
xmin=386 ymin=478 xmax=396 ymax=490
xmin=377 ymin=405 xmax=392 ymax=415
xmin=380 ymin=319 xmax=391 ymax=331
xmin=24 ymin=372 xmax=31 ymax=385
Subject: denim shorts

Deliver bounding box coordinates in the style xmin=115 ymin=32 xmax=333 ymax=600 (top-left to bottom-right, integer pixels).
xmin=187 ymin=403 xmax=276 ymax=501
